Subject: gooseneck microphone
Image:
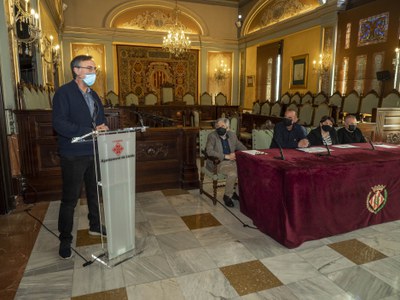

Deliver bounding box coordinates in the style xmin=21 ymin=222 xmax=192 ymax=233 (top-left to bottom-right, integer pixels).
xmin=364 ymin=135 xmax=375 ymax=150
xmin=318 ymin=137 xmax=331 ymax=157
xmin=266 ymin=128 xmax=285 ymax=160
xmin=133 ymin=110 xmax=145 ymax=128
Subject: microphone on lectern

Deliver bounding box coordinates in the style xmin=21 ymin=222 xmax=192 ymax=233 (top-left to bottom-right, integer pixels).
xmin=266 ymin=128 xmax=285 ymax=160
xmin=133 ymin=111 xmax=145 ymax=128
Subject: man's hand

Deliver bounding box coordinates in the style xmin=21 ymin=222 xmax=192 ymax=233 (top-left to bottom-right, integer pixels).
xmin=96 ymin=123 xmax=109 ymax=131
xmin=225 ymin=153 xmax=236 ymax=160
xmin=297 ymin=138 xmax=309 ymax=148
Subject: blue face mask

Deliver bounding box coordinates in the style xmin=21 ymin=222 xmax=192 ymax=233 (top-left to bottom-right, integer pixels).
xmin=83 ymin=73 xmax=96 ymax=87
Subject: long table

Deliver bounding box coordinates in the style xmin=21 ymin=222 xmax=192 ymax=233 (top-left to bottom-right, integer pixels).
xmin=236 ymin=144 xmax=400 ymax=248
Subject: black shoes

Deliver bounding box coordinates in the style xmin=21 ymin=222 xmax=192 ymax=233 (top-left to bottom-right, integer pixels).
xmin=232 ymin=192 xmax=240 ymax=202
xmin=89 ymin=225 xmax=107 ymax=237
xmin=59 ymin=241 xmax=72 ymax=259
xmin=223 ymin=195 xmax=234 ymax=207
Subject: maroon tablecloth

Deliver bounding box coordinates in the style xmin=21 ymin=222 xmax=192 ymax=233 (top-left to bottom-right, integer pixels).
xmin=236 ymin=144 xmax=400 ymax=248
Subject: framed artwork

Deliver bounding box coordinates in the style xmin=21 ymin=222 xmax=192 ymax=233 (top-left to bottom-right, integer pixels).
xmin=291 ymin=54 xmax=308 ymax=88
xmin=247 ymin=75 xmax=254 ymax=87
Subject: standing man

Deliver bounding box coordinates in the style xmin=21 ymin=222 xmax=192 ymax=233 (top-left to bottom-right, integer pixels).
xmin=53 ymin=55 xmax=109 ymax=259
xmin=206 ymin=118 xmax=247 ymax=207
xmin=271 ymin=109 xmax=309 ymax=148
xmin=337 ymin=114 xmax=366 ymax=144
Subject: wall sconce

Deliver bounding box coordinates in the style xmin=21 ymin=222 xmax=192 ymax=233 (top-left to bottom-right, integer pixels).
xmin=10 ymin=0 xmax=41 ymax=56
xmin=235 ymin=14 xmax=242 ymax=28
xmin=214 ymin=60 xmax=231 ymax=84
xmin=312 ymin=53 xmax=331 ymax=76
xmin=41 ymin=35 xmax=60 ymax=65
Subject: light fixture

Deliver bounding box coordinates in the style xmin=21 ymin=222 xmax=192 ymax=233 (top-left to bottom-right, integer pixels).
xmin=41 ymin=35 xmax=60 ymax=65
xmin=235 ymin=14 xmax=242 ymax=28
xmin=312 ymin=53 xmax=331 ymax=76
xmin=162 ymin=0 xmax=191 ymax=58
xmin=214 ymin=60 xmax=231 ymax=84
xmin=11 ymin=0 xmax=41 ymax=56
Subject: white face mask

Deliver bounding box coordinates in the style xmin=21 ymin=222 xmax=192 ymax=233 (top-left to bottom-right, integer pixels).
xmin=82 ymin=73 xmax=96 ymax=87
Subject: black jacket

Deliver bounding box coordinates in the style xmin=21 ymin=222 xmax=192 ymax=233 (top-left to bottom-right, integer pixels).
xmin=307 ymin=127 xmax=339 ymax=146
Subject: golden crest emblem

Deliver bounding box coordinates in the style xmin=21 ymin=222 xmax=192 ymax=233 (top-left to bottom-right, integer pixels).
xmin=366 ymin=185 xmax=387 ymax=214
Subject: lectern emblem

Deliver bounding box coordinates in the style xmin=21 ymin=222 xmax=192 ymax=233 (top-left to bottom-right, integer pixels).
xmin=366 ymin=185 xmax=387 ymax=214
xmin=112 ymin=142 xmax=124 ymax=156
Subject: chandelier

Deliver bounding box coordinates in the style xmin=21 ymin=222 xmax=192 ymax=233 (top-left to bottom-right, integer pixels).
xmin=214 ymin=60 xmax=231 ymax=84
xmin=312 ymin=53 xmax=331 ymax=77
xmin=41 ymin=35 xmax=61 ymax=65
xmin=162 ymin=0 xmax=191 ymax=57
xmin=11 ymin=0 xmax=41 ymax=56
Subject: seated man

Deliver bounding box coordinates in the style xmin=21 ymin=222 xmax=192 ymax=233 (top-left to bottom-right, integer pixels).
xmin=206 ymin=118 xmax=247 ymax=207
xmin=271 ymin=109 xmax=309 ymax=148
xmin=337 ymin=114 xmax=367 ymax=144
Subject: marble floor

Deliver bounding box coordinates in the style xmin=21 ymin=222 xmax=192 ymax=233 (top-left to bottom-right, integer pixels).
xmin=2 ymin=187 xmax=400 ymax=300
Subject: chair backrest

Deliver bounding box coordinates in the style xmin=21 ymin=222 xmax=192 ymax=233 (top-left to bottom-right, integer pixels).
xmin=342 ymin=90 xmax=360 ymax=115
xmin=200 ymin=92 xmax=212 ymax=105
xmin=287 ymin=103 xmax=298 ymax=113
xmin=144 ymin=92 xmax=158 ymax=105
xmin=280 ymin=92 xmax=290 ymax=104
xmin=230 ymin=116 xmax=238 ymax=134
xmin=183 ymin=92 xmax=195 ymax=105
xmin=312 ymin=103 xmax=331 ymax=127
xmin=359 ymin=90 xmax=379 ymax=115
xmin=290 ymin=93 xmax=301 ymax=104
xmin=313 ymin=92 xmax=328 ymax=105
xmin=260 ymin=102 xmax=271 ymax=115
xmin=252 ymin=129 xmax=273 ymax=150
xmin=270 ymin=102 xmax=282 ymax=117
xmin=381 ymin=90 xmax=400 ymax=108
xmin=125 ymin=92 xmax=139 ymax=106
xmin=252 ymin=101 xmax=261 ymax=114
xmin=161 ymin=84 xmax=174 ymax=104
xmin=328 ymin=91 xmax=343 ymax=108
xmin=215 ymin=92 xmax=227 ymax=105
xmin=298 ymin=102 xmax=314 ymax=126
xmin=199 ymin=129 xmax=215 ymax=157
xmin=301 ymin=92 xmax=313 ymax=104
xmin=106 ymin=91 xmax=119 ymax=106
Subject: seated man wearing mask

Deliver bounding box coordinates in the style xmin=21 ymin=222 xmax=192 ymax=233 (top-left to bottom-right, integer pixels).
xmin=307 ymin=115 xmax=339 ymax=146
xmin=271 ymin=109 xmax=309 ymax=148
xmin=205 ymin=118 xmax=247 ymax=207
xmin=337 ymin=114 xmax=366 ymax=144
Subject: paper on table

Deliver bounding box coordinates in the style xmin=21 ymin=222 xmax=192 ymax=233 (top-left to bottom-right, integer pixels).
xmin=296 ymin=147 xmax=334 ymax=153
xmin=241 ymin=150 xmax=267 ymax=155
xmin=331 ymin=144 xmax=359 ymax=149
xmin=375 ymin=144 xmax=398 ymax=149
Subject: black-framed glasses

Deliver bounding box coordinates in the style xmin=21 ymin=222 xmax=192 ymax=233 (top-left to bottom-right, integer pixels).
xmin=76 ymin=66 xmax=97 ymax=72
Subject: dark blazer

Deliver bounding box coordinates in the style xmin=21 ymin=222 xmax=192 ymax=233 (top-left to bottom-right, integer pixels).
xmin=307 ymin=127 xmax=339 ymax=146
xmin=205 ymin=130 xmax=246 ymax=170
xmin=52 ymin=80 xmax=107 ymax=156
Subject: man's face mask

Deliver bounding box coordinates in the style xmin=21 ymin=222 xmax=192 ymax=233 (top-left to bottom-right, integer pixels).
xmin=283 ymin=118 xmax=293 ymax=127
xmin=216 ymin=127 xmax=227 ymax=136
xmin=348 ymin=124 xmax=356 ymax=132
xmin=322 ymin=125 xmax=332 ymax=132
xmin=83 ymin=73 xmax=96 ymax=87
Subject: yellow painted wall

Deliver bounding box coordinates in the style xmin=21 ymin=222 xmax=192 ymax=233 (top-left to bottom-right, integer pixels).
xmin=282 ymin=26 xmax=322 ymax=95
xmin=244 ymin=45 xmax=257 ymax=109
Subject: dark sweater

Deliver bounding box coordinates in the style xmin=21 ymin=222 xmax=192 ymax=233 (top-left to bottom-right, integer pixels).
xmin=271 ymin=122 xmax=307 ymax=149
xmin=52 ymin=80 xmax=107 ymax=156
xmin=337 ymin=127 xmax=366 ymax=144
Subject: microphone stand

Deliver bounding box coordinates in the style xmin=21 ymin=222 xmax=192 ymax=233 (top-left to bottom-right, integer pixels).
xmin=364 ymin=135 xmax=376 ymax=150
xmin=317 ymin=135 xmax=331 ymax=156
xmin=266 ymin=128 xmax=285 ymax=160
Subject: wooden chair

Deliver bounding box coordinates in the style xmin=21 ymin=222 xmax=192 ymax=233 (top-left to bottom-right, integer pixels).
xmin=270 ymin=102 xmax=282 ymax=117
xmin=252 ymin=129 xmax=273 ymax=150
xmin=342 ymin=90 xmax=361 ymax=117
xmin=161 ymin=83 xmax=174 ymax=104
xmin=106 ymin=90 xmax=119 ymax=107
xmin=381 ymin=89 xmax=400 ymax=108
xmin=298 ymin=102 xmax=314 ymax=126
xmin=200 ymin=92 xmax=212 ymax=105
xmin=199 ymin=129 xmax=226 ymax=205
xmin=230 ymin=115 xmax=238 ymax=134
xmin=144 ymin=92 xmax=158 ymax=105
xmin=328 ymin=91 xmax=344 ymax=108
xmin=215 ymin=92 xmax=227 ymax=105
xmin=301 ymin=91 xmax=313 ymax=104
xmin=252 ymin=101 xmax=261 ymax=114
xmin=183 ymin=92 xmax=195 ymax=105
xmin=287 ymin=102 xmax=299 ymax=114
xmin=290 ymin=92 xmax=301 ymax=104
xmin=313 ymin=91 xmax=328 ymax=105
xmin=125 ymin=92 xmax=139 ymax=106
xmin=260 ymin=102 xmax=271 ymax=116
xmin=280 ymin=92 xmax=291 ymax=105
xmin=359 ymin=90 xmax=379 ymax=121
xmin=312 ymin=102 xmax=331 ymax=127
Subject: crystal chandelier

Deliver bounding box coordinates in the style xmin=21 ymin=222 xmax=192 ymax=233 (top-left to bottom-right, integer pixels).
xmin=162 ymin=0 xmax=191 ymax=58
xmin=11 ymin=0 xmax=41 ymax=56
xmin=214 ymin=60 xmax=231 ymax=84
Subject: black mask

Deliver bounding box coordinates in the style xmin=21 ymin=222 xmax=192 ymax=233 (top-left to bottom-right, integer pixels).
xmin=216 ymin=127 xmax=227 ymax=136
xmin=348 ymin=125 xmax=356 ymax=132
xmin=322 ymin=125 xmax=332 ymax=132
xmin=283 ymin=118 xmax=293 ymax=127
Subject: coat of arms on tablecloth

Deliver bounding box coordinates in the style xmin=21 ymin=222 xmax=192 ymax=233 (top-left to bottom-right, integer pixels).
xmin=366 ymin=185 xmax=387 ymax=214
